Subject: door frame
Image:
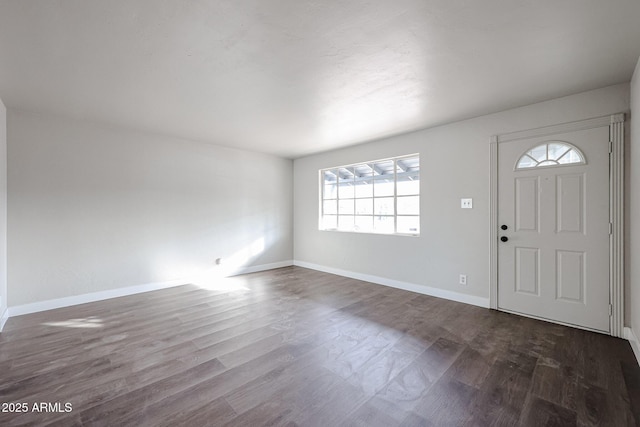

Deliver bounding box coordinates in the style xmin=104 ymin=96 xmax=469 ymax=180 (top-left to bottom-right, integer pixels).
xmin=490 ymin=113 xmax=625 ymax=337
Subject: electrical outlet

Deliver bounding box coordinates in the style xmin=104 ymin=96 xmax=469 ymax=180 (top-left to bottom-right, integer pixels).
xmin=461 ymin=198 xmax=473 ymax=209
xmin=459 ymin=274 xmax=467 ymax=285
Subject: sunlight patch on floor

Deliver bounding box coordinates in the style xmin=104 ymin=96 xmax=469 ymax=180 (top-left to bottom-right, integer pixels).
xmin=43 ymin=316 xmax=104 ymax=329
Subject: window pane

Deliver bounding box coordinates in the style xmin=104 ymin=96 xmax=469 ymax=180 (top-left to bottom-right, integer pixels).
xmin=339 ymin=183 xmax=355 ymax=199
xmin=322 ymin=215 xmax=337 ymax=230
xmin=323 ymin=169 xmax=337 ymax=183
xmin=323 ymin=169 xmax=337 ymax=199
xmin=373 ymin=216 xmax=394 ymax=234
xmin=517 ymin=155 xmax=537 ymax=169
xmin=338 ymin=167 xmax=355 ymax=198
xmin=354 ymin=216 xmax=373 ymax=233
xmin=355 ymin=177 xmax=373 ymax=198
xmin=397 ymin=157 xmax=419 ymax=172
xmin=397 ymin=196 xmax=419 ymax=215
xmin=374 ymin=160 xmax=395 ymax=175
xmin=355 ymin=198 xmax=373 ymax=215
xmin=397 ymin=216 xmax=419 ymax=234
xmin=374 ymin=197 xmax=394 ymax=215
xmin=324 ymin=184 xmax=337 ymax=199
xmin=548 ymin=143 xmax=570 ymax=161
xmin=354 ymin=164 xmax=373 ymax=177
xmin=323 ymin=200 xmax=337 ymax=215
xmin=528 ymin=145 xmax=547 ymax=162
xmin=338 ymin=199 xmax=354 ymax=215
xmin=558 ymin=149 xmax=582 ymax=164
xmin=397 ymin=172 xmax=419 ymax=196
xmin=538 ymin=160 xmax=556 ymax=166
xmin=338 ymin=215 xmax=354 ymax=231
xmin=373 ymin=176 xmax=394 ymax=197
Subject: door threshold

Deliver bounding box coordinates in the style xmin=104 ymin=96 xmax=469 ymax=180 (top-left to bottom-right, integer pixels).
xmin=497 ymin=307 xmax=610 ymax=336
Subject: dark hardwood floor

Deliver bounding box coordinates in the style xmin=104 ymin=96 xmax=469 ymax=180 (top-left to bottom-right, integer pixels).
xmin=1 ymin=266 xmax=639 ymax=426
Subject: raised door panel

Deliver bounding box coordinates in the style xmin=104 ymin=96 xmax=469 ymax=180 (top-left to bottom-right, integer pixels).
xmin=515 ymin=177 xmax=539 ymax=232
xmin=515 ymin=247 xmax=539 ymax=295
xmin=556 ymin=174 xmax=585 ymax=234
xmin=556 ymin=250 xmax=586 ymax=303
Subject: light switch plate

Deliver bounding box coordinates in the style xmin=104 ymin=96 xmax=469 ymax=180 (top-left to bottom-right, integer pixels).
xmin=461 ymin=198 xmax=473 ymax=209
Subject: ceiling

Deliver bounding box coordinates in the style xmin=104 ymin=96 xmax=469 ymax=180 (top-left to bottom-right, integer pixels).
xmin=1 ymin=1 xmax=639 ymax=158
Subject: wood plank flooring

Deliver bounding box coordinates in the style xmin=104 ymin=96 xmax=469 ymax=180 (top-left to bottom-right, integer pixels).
xmin=1 ymin=266 xmax=639 ymax=426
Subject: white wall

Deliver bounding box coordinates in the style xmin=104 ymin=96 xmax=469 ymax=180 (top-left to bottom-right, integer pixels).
xmin=630 ymin=58 xmax=640 ymax=342
xmin=7 ymin=110 xmax=293 ymax=307
xmin=294 ymin=84 xmax=629 ymax=305
xmin=0 ymin=97 xmax=7 ymax=327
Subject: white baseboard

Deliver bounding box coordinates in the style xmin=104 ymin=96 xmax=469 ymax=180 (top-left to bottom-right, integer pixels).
xmin=293 ymin=260 xmax=490 ymax=309
xmin=0 ymin=308 xmax=8 ymax=332
xmin=624 ymin=327 xmax=640 ymax=367
xmin=8 ymin=278 xmax=188 ymax=317
xmin=6 ymin=260 xmax=294 ymax=319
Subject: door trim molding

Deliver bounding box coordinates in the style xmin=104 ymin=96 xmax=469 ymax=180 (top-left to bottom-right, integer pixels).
xmin=490 ymin=113 xmax=625 ymax=337
xmin=492 ymin=114 xmax=617 ymax=143
xmin=610 ymin=114 xmax=625 ymax=337
xmin=490 ymin=139 xmax=499 ymax=310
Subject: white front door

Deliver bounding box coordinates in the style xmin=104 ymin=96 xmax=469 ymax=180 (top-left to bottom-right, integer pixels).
xmin=497 ymin=126 xmax=610 ymax=332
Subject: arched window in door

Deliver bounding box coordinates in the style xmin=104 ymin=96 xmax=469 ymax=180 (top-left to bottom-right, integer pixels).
xmin=515 ymin=141 xmax=586 ymax=170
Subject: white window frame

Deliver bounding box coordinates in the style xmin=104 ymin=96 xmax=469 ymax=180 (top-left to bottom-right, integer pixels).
xmin=319 ymin=154 xmax=420 ymax=236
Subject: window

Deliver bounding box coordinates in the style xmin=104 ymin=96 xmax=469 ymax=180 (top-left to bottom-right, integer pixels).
xmin=516 ymin=142 xmax=585 ymax=170
xmin=320 ymin=154 xmax=419 ymax=235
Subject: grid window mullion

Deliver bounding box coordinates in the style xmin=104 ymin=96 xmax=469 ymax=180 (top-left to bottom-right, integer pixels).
xmin=393 ymin=159 xmax=398 ymax=234
xmin=320 ymin=155 xmax=419 ymax=235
